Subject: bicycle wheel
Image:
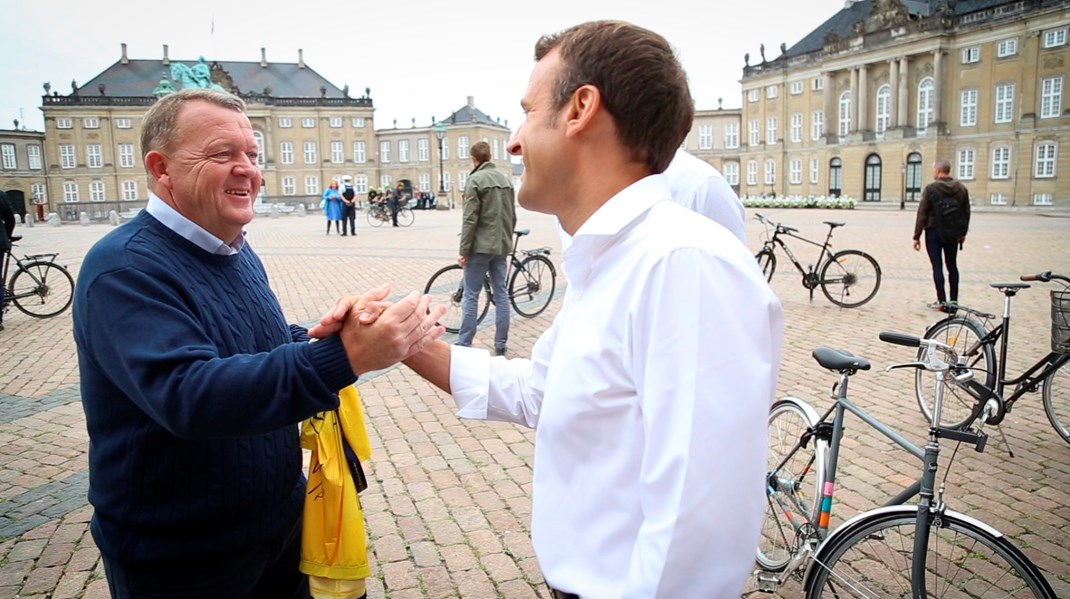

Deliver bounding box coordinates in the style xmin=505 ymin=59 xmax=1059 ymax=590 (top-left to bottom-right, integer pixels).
xmin=758 ymin=397 xmax=827 ymax=572
xmin=396 ymin=207 xmax=415 ymax=227
xmin=806 ymin=506 xmax=1056 ymax=598
xmin=756 ymin=249 xmax=776 ymax=282
xmin=916 ymin=317 xmax=996 ymax=429
xmin=366 ymin=208 xmax=385 ymax=227
xmin=9 ymin=262 xmax=75 ymax=318
xmin=423 ymin=264 xmax=489 ymax=334
xmin=1042 ymin=357 xmax=1070 ymax=446
xmin=819 ymin=250 xmax=881 ymax=308
xmin=509 ymin=255 xmax=556 ymax=318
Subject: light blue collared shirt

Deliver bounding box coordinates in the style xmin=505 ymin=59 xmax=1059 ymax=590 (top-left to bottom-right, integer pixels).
xmin=145 ymin=193 xmax=246 ymax=255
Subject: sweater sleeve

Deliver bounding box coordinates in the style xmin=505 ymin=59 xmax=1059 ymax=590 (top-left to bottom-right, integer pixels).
xmin=913 ymin=186 xmax=930 ymax=240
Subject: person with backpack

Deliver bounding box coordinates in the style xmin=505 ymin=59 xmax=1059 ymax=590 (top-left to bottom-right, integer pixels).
xmin=341 ymin=176 xmax=358 ymax=236
xmin=912 ymin=159 xmax=971 ymax=312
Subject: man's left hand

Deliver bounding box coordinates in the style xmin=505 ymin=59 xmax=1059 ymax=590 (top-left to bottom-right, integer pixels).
xmin=458 ymin=256 xmax=468 ymax=267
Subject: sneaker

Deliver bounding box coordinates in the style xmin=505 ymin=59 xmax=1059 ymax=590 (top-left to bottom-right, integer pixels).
xmin=927 ymin=301 xmax=946 ymax=312
xmin=495 ymin=347 xmax=507 ymax=356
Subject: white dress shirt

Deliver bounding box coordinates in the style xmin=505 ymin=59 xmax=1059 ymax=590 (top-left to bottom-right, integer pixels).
xmin=449 ymin=175 xmax=783 ymax=599
xmin=146 ymin=193 xmax=246 ymax=255
xmin=663 ymin=148 xmax=747 ymax=245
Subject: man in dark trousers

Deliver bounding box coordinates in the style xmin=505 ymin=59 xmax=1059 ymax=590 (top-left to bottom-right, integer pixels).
xmin=341 ymin=176 xmax=358 ymax=236
xmin=0 ymin=190 xmax=16 ymax=332
xmin=912 ymin=158 xmax=971 ymax=312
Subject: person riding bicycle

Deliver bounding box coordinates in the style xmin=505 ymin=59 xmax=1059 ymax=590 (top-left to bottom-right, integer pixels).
xmin=0 ymin=189 xmax=16 ymax=332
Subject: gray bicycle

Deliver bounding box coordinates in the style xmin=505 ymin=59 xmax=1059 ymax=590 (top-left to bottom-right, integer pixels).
xmin=2 ymin=235 xmax=75 ymax=319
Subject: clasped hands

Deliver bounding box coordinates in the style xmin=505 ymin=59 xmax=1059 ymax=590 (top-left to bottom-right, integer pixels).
xmin=308 ymin=284 xmax=446 ymax=376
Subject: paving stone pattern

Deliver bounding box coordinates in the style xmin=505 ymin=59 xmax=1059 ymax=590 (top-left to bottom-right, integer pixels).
xmin=0 ymin=206 xmax=1067 ymax=598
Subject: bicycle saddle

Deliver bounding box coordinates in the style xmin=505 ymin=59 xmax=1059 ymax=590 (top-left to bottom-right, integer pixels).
xmin=823 ymin=221 xmax=846 ymax=228
xmin=991 ymin=282 xmax=1030 ymax=294
xmin=812 ymin=346 xmax=871 ymax=373
xmin=515 ymin=229 xmax=530 ymax=237
xmin=10 ymin=235 xmax=21 ymax=243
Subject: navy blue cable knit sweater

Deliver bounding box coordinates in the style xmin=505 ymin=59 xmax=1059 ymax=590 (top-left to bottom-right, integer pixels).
xmin=73 ymin=212 xmax=356 ymax=563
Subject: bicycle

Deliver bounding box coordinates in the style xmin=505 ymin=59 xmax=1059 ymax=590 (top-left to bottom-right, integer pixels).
xmin=758 ymin=332 xmax=1055 ymax=598
xmin=366 ymin=200 xmax=414 ymax=227
xmin=1 ymin=235 xmax=75 ymax=319
xmin=423 ymin=229 xmax=556 ymax=334
xmin=753 ymin=213 xmax=882 ymax=308
xmin=915 ymin=271 xmax=1070 ymax=449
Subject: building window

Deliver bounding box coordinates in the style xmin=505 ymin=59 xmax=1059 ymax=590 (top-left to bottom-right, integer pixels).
xmin=994 ymin=84 xmax=1015 ymax=124
xmin=329 ymin=141 xmax=344 ymax=164
xmin=698 ymin=125 xmax=713 ymax=150
xmin=957 ymin=148 xmax=976 ymax=180
xmin=790 ymin=81 xmax=803 ymax=95
xmin=996 ymin=38 xmax=1018 ymax=58
xmin=838 ymin=91 xmax=852 ymax=137
xmin=906 ymin=152 xmax=923 ymax=202
xmin=399 ymin=140 xmax=410 ymax=162
xmin=28 ymin=145 xmax=42 ymax=169
xmin=917 ymin=77 xmax=934 ymax=132
xmin=990 ymin=193 xmax=1008 ymax=205
xmin=812 ymin=77 xmax=824 ymax=91
xmin=301 ymin=117 xmax=316 ymax=128
xmin=1034 ymin=142 xmax=1057 ymax=178
xmin=764 ymin=159 xmax=776 ymax=185
xmin=747 ymin=161 xmax=758 ymax=185
xmin=1040 ymin=76 xmax=1063 ymax=119
xmin=443 ymin=172 xmax=451 ymax=192
xmin=280 ymin=142 xmax=294 ymax=164
xmin=724 ymin=123 xmax=739 ymax=149
xmin=354 ymin=175 xmax=368 ymax=194
xmin=353 ymin=141 xmax=366 ymax=163
xmin=961 ymin=46 xmax=980 ymax=64
xmin=279 ymin=117 xmax=292 ymax=128
xmin=329 ymin=117 xmax=343 ymax=128
xmin=1043 ymin=28 xmax=1067 ymax=48
xmin=252 ymin=131 xmax=265 ymax=168
xmin=116 ymin=118 xmax=132 ymax=129
xmin=278 ymin=177 xmax=293 ymax=196
xmin=960 ymin=89 xmax=978 ymax=127
xmin=810 ymin=157 xmax=820 ymax=184
xmin=0 ymin=144 xmax=15 ymax=169
xmin=89 ymin=180 xmax=105 ymax=202
xmin=492 ymin=139 xmax=500 ymax=160
xmin=766 ymin=117 xmax=778 ymax=144
xmin=441 ymin=137 xmax=450 ymax=160
xmin=351 ymin=117 xmax=365 ymax=128
xmin=305 ymin=176 xmax=319 ymax=195
xmin=458 ymin=172 xmax=468 ymax=192
xmin=122 ymin=180 xmax=137 ymax=200
xmin=748 ymin=120 xmax=760 ymax=146
xmin=864 ymin=154 xmax=882 ymax=201
xmin=418 ymin=138 xmax=429 ymax=161
xmin=875 ymin=85 xmax=891 ymax=137
xmin=766 ymin=85 xmax=778 ymax=99
xmin=32 ymin=183 xmax=46 ymax=203
xmin=419 ymin=173 xmax=430 ymax=192
xmin=1033 ymin=193 xmax=1053 ymax=206
xmin=60 ymin=144 xmax=75 ymax=168
xmin=790 ymin=113 xmax=803 ymax=143
xmin=458 ymin=136 xmax=469 ymax=159
xmin=63 ymin=181 xmax=78 ymax=202
xmin=87 ymin=144 xmax=103 ymax=168
xmin=723 ymin=162 xmax=739 ymax=186
xmin=56 ymin=117 xmax=72 ymax=129
xmin=829 ymin=158 xmax=842 ymax=196
xmin=789 ymin=159 xmax=802 ymax=185
xmin=379 ymin=141 xmax=390 ymax=163
xmin=83 ymin=117 xmax=100 ymax=129
xmin=811 ymin=111 xmax=824 ymax=140
xmin=303 ymin=141 xmax=317 ymax=164
xmin=380 ymin=175 xmax=392 ymax=188
xmin=748 ymin=89 xmax=760 ymax=102
xmin=991 ymin=147 xmax=1011 ymax=179
xmin=119 ymin=143 xmax=135 ymax=168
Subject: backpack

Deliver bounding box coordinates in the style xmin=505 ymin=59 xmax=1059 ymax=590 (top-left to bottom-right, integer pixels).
xmin=342 ymin=186 xmax=355 ymax=201
xmin=930 ymin=190 xmax=968 ymax=245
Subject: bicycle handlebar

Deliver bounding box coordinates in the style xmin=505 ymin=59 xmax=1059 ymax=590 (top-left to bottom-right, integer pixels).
xmin=1020 ymin=271 xmax=1070 ymax=284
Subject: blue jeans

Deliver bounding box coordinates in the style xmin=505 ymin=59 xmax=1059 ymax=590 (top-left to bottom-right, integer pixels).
xmin=458 ymin=253 xmax=510 ymax=350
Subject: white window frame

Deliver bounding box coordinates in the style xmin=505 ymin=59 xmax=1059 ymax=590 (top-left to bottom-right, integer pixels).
xmin=115 ymin=118 xmax=133 ymax=129
xmin=1043 ymin=28 xmax=1067 ymax=48
xmin=354 ymin=175 xmax=368 ymax=194
xmin=875 ymin=84 xmax=891 ymax=137
xmin=32 ymin=183 xmax=46 ymax=202
xmin=789 ymin=159 xmax=802 ymax=185
xmin=957 ymin=148 xmax=976 ymax=180
xmin=698 ymin=125 xmax=713 ymax=150
xmin=122 ymin=180 xmax=138 ymax=200
xmin=748 ymin=120 xmax=760 ymax=146
xmin=28 ymin=145 xmax=42 ymax=170
xmin=724 ymin=123 xmax=739 ymax=149
xmin=304 ymin=176 xmax=319 ymax=195
xmin=766 ymin=117 xmax=778 ymax=144
xmin=1040 ymin=76 xmax=1063 ymax=119
xmin=399 ymin=140 xmax=410 ymax=162
xmin=1034 ymin=142 xmax=1057 ymax=178
xmin=303 ymin=141 xmax=317 ymax=165
xmin=380 ymin=175 xmax=392 ymax=188
xmin=811 ymin=111 xmax=824 ymax=140
xmin=353 ymin=141 xmax=366 ymax=163
xmin=960 ymin=89 xmax=978 ymax=127
xmin=442 ymin=172 xmax=451 ymax=192
xmin=278 ymin=117 xmax=293 ymax=128
xmin=60 ymin=144 xmax=75 ymax=168
xmin=301 ymin=117 xmax=316 ymax=128
xmin=996 ymin=38 xmax=1018 ymax=58
xmin=994 ymin=84 xmax=1015 ymax=124
xmin=282 ymin=177 xmax=296 ymax=196
xmin=917 ymin=77 xmax=934 ymax=132
xmin=418 ymin=138 xmax=429 ymax=161
xmin=329 ymin=117 xmax=343 ymax=128
xmin=89 ymin=180 xmax=105 ymax=202
xmin=747 ymin=89 xmax=760 ymax=102
xmin=0 ymin=144 xmax=15 ymax=169
xmin=330 ymin=141 xmax=344 ymax=164
xmin=790 ymin=113 xmax=803 ymax=143
xmin=764 ymin=159 xmax=776 ymax=185
xmin=790 ymin=81 xmax=803 ymax=95
xmin=810 ymin=157 xmax=820 ymax=184
xmin=723 ymin=162 xmax=739 ymax=186
xmin=441 ymin=137 xmax=450 ymax=160
xmin=991 ymin=146 xmax=1011 ymax=179
xmin=811 ymin=77 xmax=825 ymax=91
xmin=838 ymin=91 xmax=852 ymax=137
xmin=766 ymin=85 xmax=778 ymax=99
xmin=379 ymin=141 xmax=390 ymax=163
xmin=119 ymin=143 xmax=135 ymax=168
xmin=458 ymin=136 xmax=469 ymax=159
xmin=990 ymin=193 xmax=1008 ymax=205
xmin=746 ymin=161 xmax=758 ymax=185
xmin=961 ymin=46 xmax=980 ymax=64
xmin=87 ymin=144 xmax=103 ymax=168
xmin=56 ymin=117 xmax=72 ymax=129
xmin=63 ymin=181 xmax=78 ymax=202
xmin=1033 ymin=193 xmax=1053 ymax=206
xmin=252 ymin=131 xmax=265 ymax=169
xmin=419 ymin=173 xmax=430 ymax=192
xmin=280 ymin=142 xmax=294 ymax=165
xmin=351 ymin=117 xmax=365 ymax=128
xmin=83 ymin=117 xmax=100 ymax=129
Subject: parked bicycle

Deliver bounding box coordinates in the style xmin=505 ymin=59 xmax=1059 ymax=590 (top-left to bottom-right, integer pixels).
xmin=366 ymin=200 xmax=414 ymax=227
xmin=753 ymin=213 xmax=881 ymax=308
xmin=758 ymin=333 xmax=1055 ymax=598
xmin=916 ymin=271 xmax=1070 ymax=449
xmin=1 ymin=235 xmax=75 ymax=319
xmin=423 ymin=229 xmax=556 ymax=334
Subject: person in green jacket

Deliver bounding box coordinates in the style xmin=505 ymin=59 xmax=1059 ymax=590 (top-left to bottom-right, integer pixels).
xmin=457 ymin=141 xmax=517 ymax=355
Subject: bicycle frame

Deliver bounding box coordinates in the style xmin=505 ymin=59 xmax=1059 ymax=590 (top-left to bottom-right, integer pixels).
xmin=761 ymin=226 xmax=837 ymax=279
xmin=3 ymin=250 xmax=60 ymax=303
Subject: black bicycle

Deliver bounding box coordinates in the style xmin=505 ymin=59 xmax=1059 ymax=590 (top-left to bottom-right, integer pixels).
xmin=366 ymin=200 xmax=414 ymax=227
xmin=423 ymin=229 xmax=556 ymax=333
xmin=753 ymin=213 xmax=882 ymax=308
xmin=916 ymin=271 xmax=1070 ymax=448
xmin=2 ymin=235 xmax=75 ymax=319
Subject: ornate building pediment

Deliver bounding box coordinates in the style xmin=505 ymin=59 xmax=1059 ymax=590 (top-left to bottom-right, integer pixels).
xmin=867 ymin=0 xmax=911 ymax=33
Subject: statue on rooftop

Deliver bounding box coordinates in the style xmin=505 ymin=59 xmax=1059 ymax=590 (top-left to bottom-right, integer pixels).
xmin=171 ymin=57 xmax=225 ymax=91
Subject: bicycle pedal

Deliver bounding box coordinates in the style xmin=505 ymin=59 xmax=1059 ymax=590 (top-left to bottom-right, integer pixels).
xmin=754 ymin=571 xmax=781 ymax=592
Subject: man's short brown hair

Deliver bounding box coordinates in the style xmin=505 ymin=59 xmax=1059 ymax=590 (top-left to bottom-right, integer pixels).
xmin=534 ymin=20 xmax=693 ymax=174
xmin=470 ymin=141 xmax=492 ymax=163
xmin=140 ymin=89 xmax=246 ymax=171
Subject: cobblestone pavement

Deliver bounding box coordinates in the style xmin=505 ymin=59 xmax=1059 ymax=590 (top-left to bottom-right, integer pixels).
xmin=0 ymin=205 xmax=1067 ymax=598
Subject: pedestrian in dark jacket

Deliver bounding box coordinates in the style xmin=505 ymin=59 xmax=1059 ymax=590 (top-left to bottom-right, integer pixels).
xmin=0 ymin=190 xmax=16 ymax=331
xmin=912 ymin=159 xmax=971 ymax=311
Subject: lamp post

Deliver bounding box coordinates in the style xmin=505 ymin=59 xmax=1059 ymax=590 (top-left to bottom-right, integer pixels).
xmin=434 ymin=122 xmax=446 ymax=197
xmin=900 ymin=163 xmax=907 ymax=211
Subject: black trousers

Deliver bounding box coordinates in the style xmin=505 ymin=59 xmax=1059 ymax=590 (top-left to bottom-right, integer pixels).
xmin=924 ymin=227 xmax=960 ymax=303
xmin=342 ymin=205 xmax=356 ymax=234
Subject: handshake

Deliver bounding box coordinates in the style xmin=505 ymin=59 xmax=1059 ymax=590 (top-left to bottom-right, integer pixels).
xmin=308 ymin=284 xmax=447 ymax=376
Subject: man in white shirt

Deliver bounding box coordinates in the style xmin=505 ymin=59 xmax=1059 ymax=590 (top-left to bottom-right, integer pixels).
xmin=319 ymin=20 xmax=783 ymax=599
xmin=663 ymin=148 xmax=747 ymax=244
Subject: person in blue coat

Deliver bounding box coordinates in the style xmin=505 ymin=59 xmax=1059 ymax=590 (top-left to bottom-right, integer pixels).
xmin=322 ymin=181 xmax=344 ymax=234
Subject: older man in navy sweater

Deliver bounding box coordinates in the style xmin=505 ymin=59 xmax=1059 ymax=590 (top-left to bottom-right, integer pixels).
xmin=73 ymin=88 xmax=445 ymax=598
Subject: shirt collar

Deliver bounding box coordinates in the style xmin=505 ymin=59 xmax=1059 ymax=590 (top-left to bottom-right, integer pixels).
xmin=146 ymin=192 xmax=246 ymax=255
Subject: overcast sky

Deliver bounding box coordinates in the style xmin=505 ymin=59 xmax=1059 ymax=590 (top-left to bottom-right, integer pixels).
xmin=1 ymin=0 xmax=849 ymax=133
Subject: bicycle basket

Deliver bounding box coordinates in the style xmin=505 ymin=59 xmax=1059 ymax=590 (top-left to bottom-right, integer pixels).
xmin=1052 ymin=290 xmax=1070 ymax=354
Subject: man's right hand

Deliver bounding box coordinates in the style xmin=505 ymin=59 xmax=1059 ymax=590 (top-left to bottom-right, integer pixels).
xmin=339 ymin=291 xmax=447 ymax=375
xmin=912 ymin=239 xmax=921 ymax=252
